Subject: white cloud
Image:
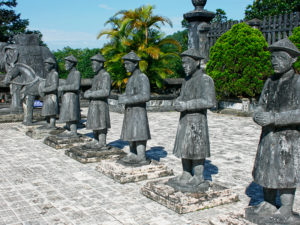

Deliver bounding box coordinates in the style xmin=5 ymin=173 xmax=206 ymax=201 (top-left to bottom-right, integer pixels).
xmin=98 ymin=4 xmax=113 ymax=10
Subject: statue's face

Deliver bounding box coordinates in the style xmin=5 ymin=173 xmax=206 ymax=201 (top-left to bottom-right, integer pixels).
xmin=44 ymin=62 xmax=54 ymax=72
xmin=271 ymin=51 xmax=295 ymax=74
xmin=92 ymin=60 xmax=103 ymax=73
xmin=124 ymin=60 xmax=137 ymax=73
xmin=65 ymin=60 xmax=74 ymax=71
xmin=182 ymin=56 xmax=199 ymax=77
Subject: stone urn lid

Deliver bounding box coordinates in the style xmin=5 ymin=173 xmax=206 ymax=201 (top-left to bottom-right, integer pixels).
xmin=192 ymin=0 xmax=207 ymax=11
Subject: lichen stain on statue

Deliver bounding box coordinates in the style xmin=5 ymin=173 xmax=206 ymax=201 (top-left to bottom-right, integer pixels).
xmin=1 ymin=34 xmax=55 ymax=125
xmin=246 ymin=38 xmax=300 ymax=225
xmin=167 ymin=49 xmax=216 ymax=193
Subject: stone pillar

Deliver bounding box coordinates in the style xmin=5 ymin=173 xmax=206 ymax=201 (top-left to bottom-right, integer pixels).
xmin=184 ymin=0 xmax=215 ymax=63
xmin=246 ymin=18 xmax=263 ymax=30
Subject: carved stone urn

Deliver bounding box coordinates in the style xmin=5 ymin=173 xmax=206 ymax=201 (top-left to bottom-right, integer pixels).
xmin=192 ymin=0 xmax=207 ymax=10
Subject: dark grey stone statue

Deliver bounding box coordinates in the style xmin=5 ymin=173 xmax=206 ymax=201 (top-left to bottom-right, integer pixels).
xmin=58 ymin=55 xmax=81 ymax=137
xmin=39 ymin=57 xmax=59 ymax=128
xmin=84 ymin=54 xmax=111 ymax=147
xmin=167 ymin=49 xmax=216 ymax=193
xmin=246 ymin=38 xmax=300 ymax=225
xmin=118 ymin=51 xmax=151 ymax=165
xmin=1 ymin=34 xmax=55 ymax=124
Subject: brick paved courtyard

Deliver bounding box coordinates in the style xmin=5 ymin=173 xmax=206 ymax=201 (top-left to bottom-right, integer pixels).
xmin=0 ymin=110 xmax=299 ymax=225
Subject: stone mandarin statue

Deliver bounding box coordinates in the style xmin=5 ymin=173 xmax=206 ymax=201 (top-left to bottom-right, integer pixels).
xmin=84 ymin=54 xmax=111 ymax=148
xmin=168 ymin=49 xmax=216 ymax=192
xmin=118 ymin=51 xmax=151 ymax=165
xmin=58 ymin=55 xmax=81 ymax=137
xmin=247 ymin=38 xmax=300 ymax=224
xmin=39 ymin=57 xmax=59 ymax=128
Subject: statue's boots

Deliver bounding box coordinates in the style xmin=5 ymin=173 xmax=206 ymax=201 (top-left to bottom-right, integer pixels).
xmin=186 ymin=164 xmax=205 ymax=186
xmin=121 ymin=141 xmax=147 ymax=164
xmin=168 ymin=171 xmax=192 ymax=186
xmin=87 ymin=133 xmax=107 ymax=149
xmin=270 ymin=189 xmax=300 ymax=224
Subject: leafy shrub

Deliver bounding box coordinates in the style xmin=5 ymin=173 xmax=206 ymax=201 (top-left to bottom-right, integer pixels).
xmin=53 ymin=47 xmax=100 ymax=79
xmin=289 ymin=26 xmax=300 ymax=73
xmin=206 ymin=23 xmax=273 ymax=99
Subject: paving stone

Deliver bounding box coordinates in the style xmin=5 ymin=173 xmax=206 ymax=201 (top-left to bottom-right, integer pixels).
xmin=0 ymin=110 xmax=299 ymax=224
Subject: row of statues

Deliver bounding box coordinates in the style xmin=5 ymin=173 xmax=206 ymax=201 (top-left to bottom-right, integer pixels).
xmin=1 ymin=33 xmax=300 ymax=224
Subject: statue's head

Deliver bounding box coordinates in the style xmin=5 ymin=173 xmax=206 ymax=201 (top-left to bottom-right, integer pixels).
xmin=90 ymin=54 xmax=105 ymax=73
xmin=122 ymin=51 xmax=141 ymax=74
xmin=3 ymin=45 xmax=18 ymax=72
xmin=181 ymin=49 xmax=203 ymax=77
xmin=44 ymin=57 xmax=56 ymax=73
xmin=64 ymin=55 xmax=78 ymax=71
xmin=269 ymin=38 xmax=300 ymax=75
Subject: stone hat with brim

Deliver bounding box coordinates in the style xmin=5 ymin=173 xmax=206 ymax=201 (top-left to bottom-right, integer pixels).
xmin=181 ymin=49 xmax=204 ymax=60
xmin=3 ymin=45 xmax=17 ymax=51
xmin=65 ymin=55 xmax=78 ymax=63
xmin=122 ymin=51 xmax=141 ymax=62
xmin=44 ymin=57 xmax=56 ymax=64
xmin=91 ymin=54 xmax=106 ymax=62
xmin=269 ymin=38 xmax=300 ymax=58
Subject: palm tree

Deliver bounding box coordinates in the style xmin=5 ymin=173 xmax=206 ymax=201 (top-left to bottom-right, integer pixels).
xmin=97 ymin=5 xmax=182 ymax=90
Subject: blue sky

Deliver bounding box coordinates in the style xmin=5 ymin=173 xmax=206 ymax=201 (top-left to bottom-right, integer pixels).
xmin=16 ymin=0 xmax=254 ymax=51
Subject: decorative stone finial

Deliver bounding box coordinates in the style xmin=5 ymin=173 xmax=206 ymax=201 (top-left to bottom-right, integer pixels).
xmin=192 ymin=0 xmax=207 ymax=11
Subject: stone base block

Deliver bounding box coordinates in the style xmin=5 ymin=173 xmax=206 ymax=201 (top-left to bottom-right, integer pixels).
xmin=65 ymin=145 xmax=126 ymax=163
xmin=44 ymin=134 xmax=91 ymax=149
xmin=141 ymin=179 xmax=239 ymax=214
xmin=96 ymin=158 xmax=174 ymax=184
xmin=26 ymin=126 xmax=65 ymax=140
xmin=209 ymin=211 xmax=254 ymax=225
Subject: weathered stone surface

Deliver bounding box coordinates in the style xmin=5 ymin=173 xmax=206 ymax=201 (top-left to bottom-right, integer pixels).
xmin=141 ymin=179 xmax=239 ymax=214
xmin=26 ymin=126 xmax=65 ymax=140
xmin=0 ymin=109 xmax=43 ymax=123
xmin=97 ymin=158 xmax=174 ymax=184
xmin=209 ymin=211 xmax=255 ymax=225
xmin=65 ymin=145 xmax=125 ymax=163
xmin=44 ymin=134 xmax=91 ymax=149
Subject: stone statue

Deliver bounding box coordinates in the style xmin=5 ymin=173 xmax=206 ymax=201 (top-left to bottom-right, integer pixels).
xmin=39 ymin=57 xmax=59 ymax=128
xmin=168 ymin=49 xmax=216 ymax=193
xmin=118 ymin=51 xmax=151 ymax=165
xmin=58 ymin=55 xmax=81 ymax=137
xmin=246 ymin=38 xmax=300 ymax=224
xmin=84 ymin=54 xmax=111 ymax=147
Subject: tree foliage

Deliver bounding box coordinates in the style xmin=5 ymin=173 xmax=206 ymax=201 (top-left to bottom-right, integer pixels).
xmin=245 ymin=0 xmax=300 ymax=20
xmin=98 ymin=5 xmax=182 ymax=91
xmin=206 ymin=23 xmax=273 ymax=99
xmin=211 ymin=9 xmax=228 ymax=24
xmin=289 ymin=26 xmax=300 ymax=73
xmin=0 ymin=0 xmax=29 ymax=42
xmin=53 ymin=47 xmax=100 ymax=79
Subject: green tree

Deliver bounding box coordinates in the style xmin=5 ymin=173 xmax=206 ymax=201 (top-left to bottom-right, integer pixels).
xmin=98 ymin=5 xmax=182 ymax=91
xmin=206 ymin=23 xmax=273 ymax=99
xmin=0 ymin=0 xmax=29 ymax=42
xmin=211 ymin=9 xmax=227 ymax=23
xmin=53 ymin=47 xmax=100 ymax=79
xmin=289 ymin=26 xmax=300 ymax=73
xmin=245 ymin=0 xmax=300 ymax=20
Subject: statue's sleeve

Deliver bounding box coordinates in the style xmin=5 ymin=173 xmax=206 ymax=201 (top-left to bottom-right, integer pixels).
xmin=175 ymin=81 xmax=185 ymax=103
xmin=90 ymin=73 xmax=111 ymax=99
xmin=274 ymin=77 xmax=300 ymax=126
xmin=255 ymin=79 xmax=269 ymax=113
xmin=186 ymin=76 xmax=216 ymax=111
xmin=43 ymin=72 xmax=59 ymax=93
xmin=61 ymin=71 xmax=81 ymax=92
xmin=125 ymin=74 xmax=150 ymax=104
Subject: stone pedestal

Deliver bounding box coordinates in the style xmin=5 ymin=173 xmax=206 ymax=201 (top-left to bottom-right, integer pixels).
xmin=44 ymin=134 xmax=91 ymax=149
xmin=141 ymin=179 xmax=239 ymax=214
xmin=65 ymin=145 xmax=126 ymax=163
xmin=26 ymin=126 xmax=65 ymax=140
xmin=96 ymin=157 xmax=174 ymax=184
xmin=209 ymin=211 xmax=254 ymax=225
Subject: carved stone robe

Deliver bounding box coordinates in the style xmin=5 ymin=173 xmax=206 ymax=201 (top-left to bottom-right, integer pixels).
xmin=120 ymin=69 xmax=151 ymax=141
xmin=86 ymin=69 xmax=111 ymax=130
xmin=173 ymin=70 xmax=216 ymax=159
xmin=59 ymin=68 xmax=81 ymax=122
xmin=41 ymin=70 xmax=59 ymax=117
xmin=253 ymin=70 xmax=300 ymax=188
